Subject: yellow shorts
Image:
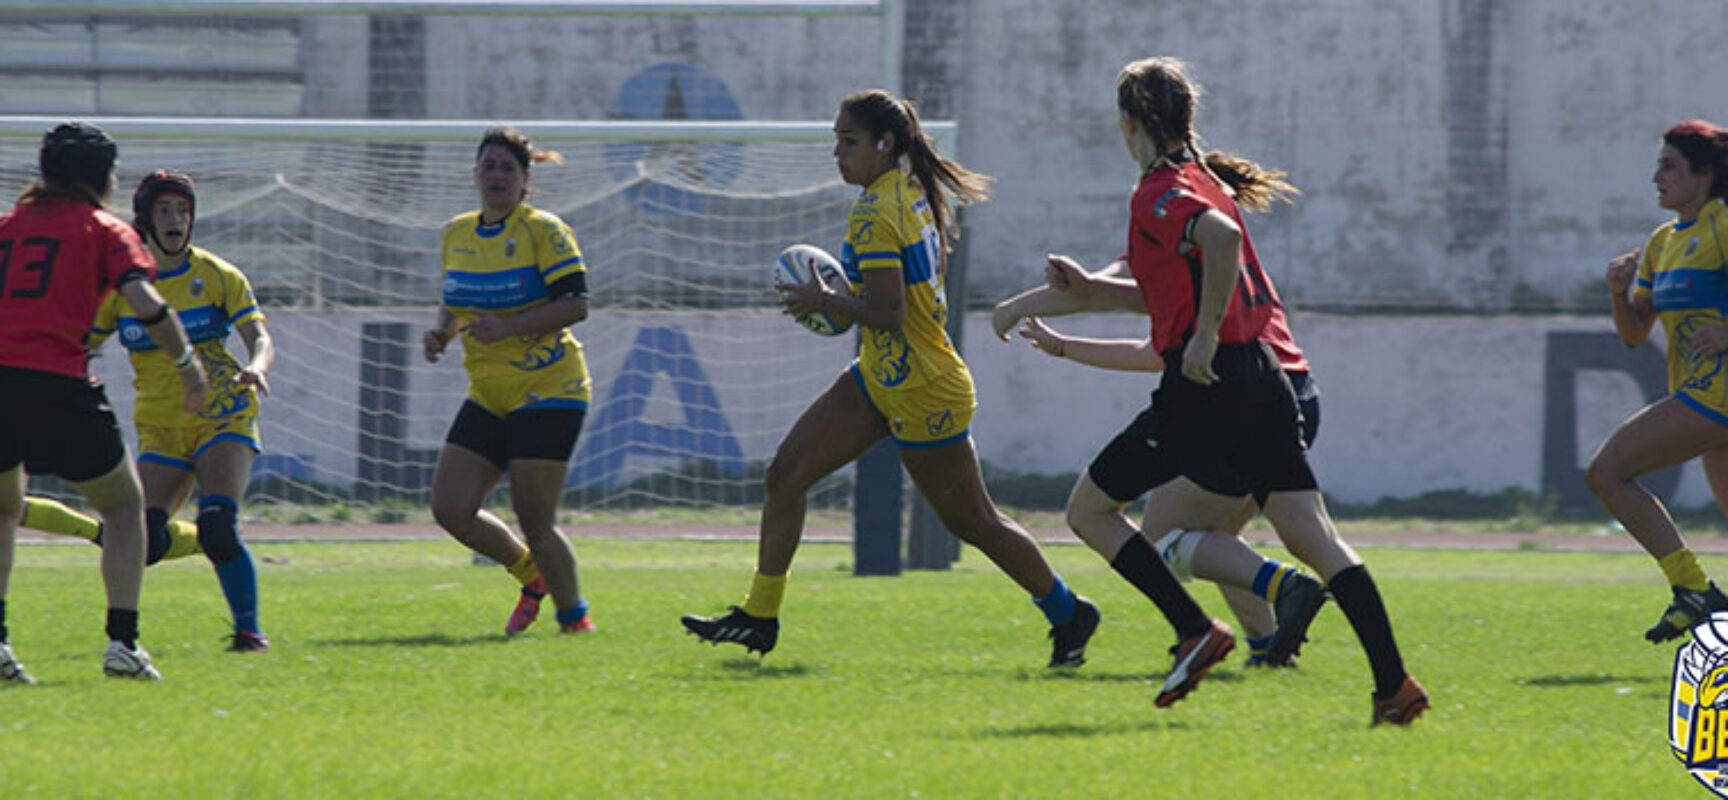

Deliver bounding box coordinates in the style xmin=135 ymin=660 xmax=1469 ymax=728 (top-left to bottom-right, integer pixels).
xmin=849 ymin=361 xmax=975 ymax=448
xmin=468 ymin=358 xmax=592 ymax=418
xmin=136 ymin=408 xmax=261 ymax=470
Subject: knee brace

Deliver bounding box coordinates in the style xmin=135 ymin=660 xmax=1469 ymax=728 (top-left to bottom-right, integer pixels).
xmin=1151 ymin=528 xmax=1204 ymax=582
xmin=196 ymin=496 xmax=245 ymax=564
xmin=144 ymin=507 xmax=172 ymax=566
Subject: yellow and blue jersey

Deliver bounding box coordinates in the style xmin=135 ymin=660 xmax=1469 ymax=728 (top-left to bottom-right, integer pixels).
xmin=440 ymin=203 xmax=590 ymax=408
xmin=90 ymin=246 xmax=263 ymax=426
xmin=841 ymin=169 xmax=966 ymax=391
xmin=1635 ymin=197 xmax=1728 ymax=424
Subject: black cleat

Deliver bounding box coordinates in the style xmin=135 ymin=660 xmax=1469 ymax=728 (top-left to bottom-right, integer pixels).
xmin=1646 ymin=583 xmax=1728 ymax=643
xmin=1048 ymin=595 xmax=1100 ymax=668
xmin=1265 ymin=573 xmax=1327 ymax=667
xmin=682 ymin=606 xmax=779 ymax=655
xmin=226 ymin=629 xmax=271 ymax=653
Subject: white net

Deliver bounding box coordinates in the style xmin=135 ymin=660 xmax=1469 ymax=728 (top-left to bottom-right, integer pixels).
xmin=0 ymin=124 xmax=868 ymax=515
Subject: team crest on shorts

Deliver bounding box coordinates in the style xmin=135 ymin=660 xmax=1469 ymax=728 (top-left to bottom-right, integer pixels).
xmin=1670 ymin=612 xmax=1728 ymax=797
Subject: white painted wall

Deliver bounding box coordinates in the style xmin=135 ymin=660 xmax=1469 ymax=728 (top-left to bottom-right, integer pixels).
xmin=286 ymin=0 xmax=1728 ymax=313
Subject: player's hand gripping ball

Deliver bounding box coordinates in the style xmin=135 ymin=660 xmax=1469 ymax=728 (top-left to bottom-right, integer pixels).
xmin=775 ymin=244 xmax=854 ymax=336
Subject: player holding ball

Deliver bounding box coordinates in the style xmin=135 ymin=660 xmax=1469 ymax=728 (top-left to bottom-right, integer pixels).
xmin=682 ymin=90 xmax=1100 ymax=668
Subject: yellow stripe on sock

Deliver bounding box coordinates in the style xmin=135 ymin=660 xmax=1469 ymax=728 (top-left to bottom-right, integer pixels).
xmin=506 ymin=551 xmax=541 ymax=587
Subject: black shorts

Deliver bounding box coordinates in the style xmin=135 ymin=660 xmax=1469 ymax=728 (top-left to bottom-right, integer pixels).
xmin=1088 ymin=342 xmax=1318 ymax=503
xmin=0 ymin=365 xmax=127 ymax=482
xmin=445 ymin=400 xmax=586 ymax=472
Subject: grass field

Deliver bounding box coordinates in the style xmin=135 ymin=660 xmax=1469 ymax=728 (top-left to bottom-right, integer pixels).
xmin=0 ymin=536 xmax=1703 ymax=798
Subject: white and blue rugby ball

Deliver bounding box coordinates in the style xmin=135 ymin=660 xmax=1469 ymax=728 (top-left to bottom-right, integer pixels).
xmin=776 ymin=243 xmax=855 ymax=337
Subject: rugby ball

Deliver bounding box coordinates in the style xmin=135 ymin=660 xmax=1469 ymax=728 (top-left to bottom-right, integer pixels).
xmin=776 ymin=244 xmax=855 ymax=336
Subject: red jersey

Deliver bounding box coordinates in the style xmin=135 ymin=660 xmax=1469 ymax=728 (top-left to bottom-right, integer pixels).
xmin=1115 ymin=247 xmax=1309 ymax=373
xmin=0 ymin=197 xmax=154 ymax=379
xmin=1126 ymin=159 xmax=1283 ymax=354
xmin=1262 ymin=304 xmax=1309 ymax=373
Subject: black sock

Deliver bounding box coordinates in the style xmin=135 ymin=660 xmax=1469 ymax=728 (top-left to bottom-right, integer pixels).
xmin=1327 ymin=564 xmax=1406 ymax=698
xmin=0 ymin=597 xmax=8 ymax=642
xmin=1111 ymin=535 xmax=1211 ymax=639
xmin=105 ymin=608 xmax=139 ymax=648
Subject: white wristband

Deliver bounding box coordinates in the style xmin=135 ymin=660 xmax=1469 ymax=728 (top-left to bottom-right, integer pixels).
xmin=172 ymin=348 xmax=195 ymax=369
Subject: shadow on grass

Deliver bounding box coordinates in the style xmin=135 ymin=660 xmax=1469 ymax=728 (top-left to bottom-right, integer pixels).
xmin=677 ymin=657 xmax=819 ymax=680
xmin=314 ymin=632 xmax=501 ymax=649
xmin=975 ymin=718 xmax=1194 ymax=739
xmin=1517 ymin=673 xmax=1668 ymax=688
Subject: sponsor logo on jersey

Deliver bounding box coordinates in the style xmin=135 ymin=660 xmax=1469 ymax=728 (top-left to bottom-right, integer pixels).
xmin=1670 ymin=612 xmax=1728 ymax=797
xmin=1152 ymin=187 xmax=1187 ymax=219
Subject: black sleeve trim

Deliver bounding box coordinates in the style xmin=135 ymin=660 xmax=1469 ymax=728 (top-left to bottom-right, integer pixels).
xmin=546 ymin=272 xmax=588 ymax=301
xmin=137 ymin=305 xmax=170 ymax=326
xmin=115 ymin=267 xmax=150 ymax=287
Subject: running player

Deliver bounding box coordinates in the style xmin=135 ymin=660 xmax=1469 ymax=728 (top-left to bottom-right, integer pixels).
xmin=1590 ymin=119 xmax=1728 ymax=642
xmin=422 ymin=126 xmax=594 ymax=636
xmin=0 ymin=123 xmax=208 ymax=683
xmin=681 ymin=90 xmax=1100 ymax=667
xmin=57 ymin=170 xmax=275 ymax=653
xmin=994 ymin=257 xmax=1326 ymax=668
xmin=1032 ymin=58 xmax=1425 ymax=723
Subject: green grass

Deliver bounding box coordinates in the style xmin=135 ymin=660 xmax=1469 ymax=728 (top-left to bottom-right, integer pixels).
xmin=0 ymin=538 xmax=1701 ymax=798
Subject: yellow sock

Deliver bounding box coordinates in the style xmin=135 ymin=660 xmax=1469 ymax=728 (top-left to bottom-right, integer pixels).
xmin=160 ymin=519 xmax=203 ymax=561
xmin=506 ymin=551 xmax=541 ymax=587
xmin=1660 ymin=548 xmax=1711 ymax=592
xmin=22 ymin=497 xmax=100 ymax=541
xmin=741 ymin=572 xmax=788 ymax=619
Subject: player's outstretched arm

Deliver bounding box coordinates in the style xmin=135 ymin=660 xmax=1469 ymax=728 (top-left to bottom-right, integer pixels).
xmin=1017 ymin=317 xmax=1163 ymax=372
xmin=120 ymin=278 xmax=207 ymax=412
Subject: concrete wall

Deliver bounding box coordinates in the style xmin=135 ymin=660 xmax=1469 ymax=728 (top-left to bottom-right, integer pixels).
xmin=290 ymin=0 xmax=1728 ymax=313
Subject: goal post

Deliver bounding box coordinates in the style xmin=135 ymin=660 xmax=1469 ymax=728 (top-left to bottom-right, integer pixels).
xmin=0 ymin=114 xmax=952 ymax=526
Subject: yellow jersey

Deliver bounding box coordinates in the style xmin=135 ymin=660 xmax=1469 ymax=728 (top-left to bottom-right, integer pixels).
xmin=90 ymin=246 xmax=264 ymax=426
xmin=841 ymin=169 xmax=966 ymax=391
xmin=1635 ymin=197 xmax=1728 ymax=422
xmin=440 ymin=203 xmax=588 ymax=386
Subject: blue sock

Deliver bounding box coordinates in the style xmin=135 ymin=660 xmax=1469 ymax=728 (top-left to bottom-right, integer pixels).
xmin=214 ymin=547 xmax=261 ymax=634
xmin=555 ymin=599 xmax=590 ymax=626
xmin=1034 ymin=575 xmax=1077 ymax=627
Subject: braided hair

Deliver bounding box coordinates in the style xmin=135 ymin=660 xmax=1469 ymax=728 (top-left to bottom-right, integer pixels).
xmin=1115 ymin=58 xmax=1298 ymax=212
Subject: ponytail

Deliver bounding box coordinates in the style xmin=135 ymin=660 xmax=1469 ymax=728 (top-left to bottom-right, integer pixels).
xmin=840 ymin=90 xmax=991 ymax=255
xmin=1199 ymin=151 xmax=1299 ymax=212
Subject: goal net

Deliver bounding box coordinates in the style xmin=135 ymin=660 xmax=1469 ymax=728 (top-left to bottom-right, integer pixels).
xmin=0 ymin=119 xmax=889 ymax=518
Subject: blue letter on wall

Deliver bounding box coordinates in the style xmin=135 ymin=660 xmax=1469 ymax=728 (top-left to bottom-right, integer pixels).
xmin=570 ymin=326 xmax=744 ymax=488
